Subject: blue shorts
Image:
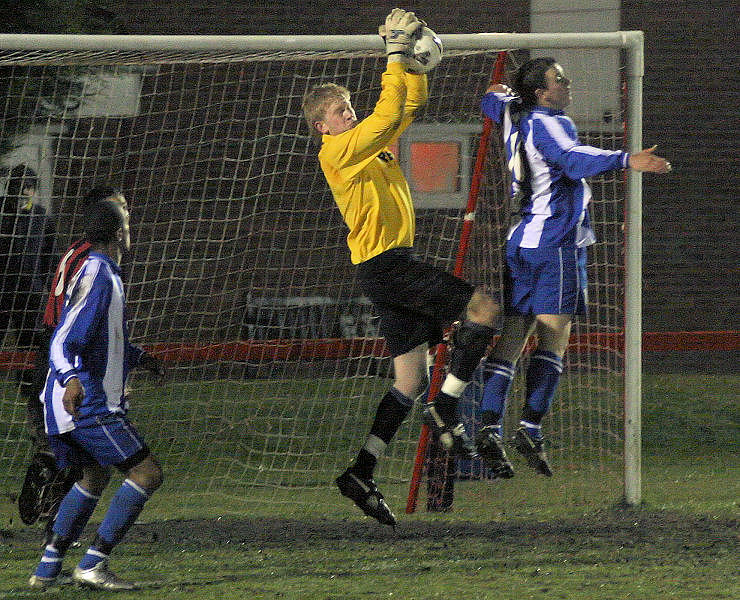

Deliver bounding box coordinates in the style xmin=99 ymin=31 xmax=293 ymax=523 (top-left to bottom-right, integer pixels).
xmin=48 ymin=413 xmax=150 ymax=472
xmin=504 ymin=245 xmax=588 ymax=316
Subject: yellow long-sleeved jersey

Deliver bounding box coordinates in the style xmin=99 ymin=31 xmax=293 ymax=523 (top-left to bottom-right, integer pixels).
xmin=318 ymin=62 xmax=428 ymax=264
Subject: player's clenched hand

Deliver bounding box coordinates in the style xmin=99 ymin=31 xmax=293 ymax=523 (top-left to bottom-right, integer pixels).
xmin=629 ymin=145 xmax=672 ymax=174
xmin=62 ymin=377 xmax=84 ymax=418
xmin=384 ymin=8 xmax=422 ymax=58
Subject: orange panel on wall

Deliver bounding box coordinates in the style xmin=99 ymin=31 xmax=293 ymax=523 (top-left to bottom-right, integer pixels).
xmin=409 ymin=142 xmax=460 ymax=193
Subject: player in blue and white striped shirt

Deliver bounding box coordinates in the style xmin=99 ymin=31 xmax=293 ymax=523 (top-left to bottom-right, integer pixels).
xmin=474 ymin=57 xmax=671 ymax=478
xmin=30 ymin=194 xmax=165 ymax=591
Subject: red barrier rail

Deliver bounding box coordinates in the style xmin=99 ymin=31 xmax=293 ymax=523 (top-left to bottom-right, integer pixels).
xmin=2 ymin=331 xmax=738 ymax=371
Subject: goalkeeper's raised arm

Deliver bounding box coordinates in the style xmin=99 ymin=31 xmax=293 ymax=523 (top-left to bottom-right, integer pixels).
xmin=301 ymin=8 xmax=501 ymax=528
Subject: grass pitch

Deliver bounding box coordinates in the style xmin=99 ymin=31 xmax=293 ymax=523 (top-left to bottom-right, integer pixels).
xmin=0 ymin=374 xmax=737 ymax=599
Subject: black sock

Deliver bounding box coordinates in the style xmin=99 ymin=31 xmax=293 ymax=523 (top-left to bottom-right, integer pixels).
xmin=353 ymin=388 xmax=413 ymax=480
xmin=480 ymin=410 xmax=502 ymax=427
xmin=352 ymin=449 xmax=377 ymax=480
xmin=432 ymin=391 xmax=458 ymax=424
xmin=369 ymin=387 xmax=413 ymax=444
xmin=521 ymin=404 xmax=544 ymax=426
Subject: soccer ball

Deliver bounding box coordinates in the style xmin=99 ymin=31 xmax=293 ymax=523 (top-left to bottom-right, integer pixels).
xmin=407 ymin=27 xmax=443 ymax=74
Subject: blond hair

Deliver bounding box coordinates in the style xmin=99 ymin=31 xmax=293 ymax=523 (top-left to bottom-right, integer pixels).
xmin=301 ymin=83 xmax=351 ymax=140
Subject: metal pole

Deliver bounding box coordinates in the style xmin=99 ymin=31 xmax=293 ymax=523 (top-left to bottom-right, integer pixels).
xmin=0 ymin=32 xmax=644 ymax=53
xmin=623 ymin=31 xmax=644 ymax=506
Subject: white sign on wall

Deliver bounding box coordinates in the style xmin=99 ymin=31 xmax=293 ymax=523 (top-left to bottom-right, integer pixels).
xmin=37 ymin=71 xmax=142 ymax=118
xmin=531 ymin=0 xmax=621 ymax=131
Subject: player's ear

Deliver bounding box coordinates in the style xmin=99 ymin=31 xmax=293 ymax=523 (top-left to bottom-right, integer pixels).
xmin=314 ymin=120 xmax=329 ymax=135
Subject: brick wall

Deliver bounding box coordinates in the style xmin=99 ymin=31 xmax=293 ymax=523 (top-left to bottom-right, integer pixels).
xmin=109 ymin=1 xmax=529 ymax=36
xmin=621 ymin=0 xmax=738 ymax=331
xmin=103 ymin=0 xmax=739 ymax=332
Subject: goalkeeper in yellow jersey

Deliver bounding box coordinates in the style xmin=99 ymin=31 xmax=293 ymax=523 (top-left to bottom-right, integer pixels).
xmin=302 ymin=8 xmax=501 ymax=527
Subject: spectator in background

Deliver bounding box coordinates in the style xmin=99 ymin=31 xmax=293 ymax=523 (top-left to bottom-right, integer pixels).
xmin=0 ymin=165 xmax=54 ymax=348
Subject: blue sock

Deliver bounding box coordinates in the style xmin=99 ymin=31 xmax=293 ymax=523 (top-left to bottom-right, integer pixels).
xmin=78 ymin=479 xmax=149 ymax=570
xmin=480 ymin=359 xmax=515 ymax=416
xmin=35 ymin=483 xmax=100 ymax=578
xmin=524 ymin=351 xmax=563 ymax=417
xmin=33 ymin=545 xmax=64 ymax=579
xmin=52 ymin=482 xmax=101 ymax=542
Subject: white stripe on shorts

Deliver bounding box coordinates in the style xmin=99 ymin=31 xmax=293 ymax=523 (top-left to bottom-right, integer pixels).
xmin=557 ymin=247 xmax=564 ymax=313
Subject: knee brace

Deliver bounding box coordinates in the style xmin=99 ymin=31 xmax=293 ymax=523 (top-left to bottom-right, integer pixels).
xmin=448 ymin=320 xmax=496 ymax=382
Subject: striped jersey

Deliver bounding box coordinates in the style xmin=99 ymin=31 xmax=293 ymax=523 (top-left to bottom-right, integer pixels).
xmin=481 ymin=91 xmax=629 ymax=249
xmin=41 ymin=251 xmax=143 ymax=435
xmin=318 ymin=62 xmax=427 ymax=264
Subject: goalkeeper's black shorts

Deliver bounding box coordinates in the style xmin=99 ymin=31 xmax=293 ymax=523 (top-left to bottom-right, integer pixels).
xmin=356 ymin=247 xmax=474 ymax=357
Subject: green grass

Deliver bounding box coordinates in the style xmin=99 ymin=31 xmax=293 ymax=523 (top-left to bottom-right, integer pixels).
xmin=0 ymin=374 xmax=737 ymax=599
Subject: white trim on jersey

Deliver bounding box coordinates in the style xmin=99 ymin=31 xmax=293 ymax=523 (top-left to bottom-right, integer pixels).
xmin=514 ymin=126 xmax=554 ymax=248
xmin=557 ymin=247 xmax=564 ymax=313
xmin=102 ymin=274 xmax=125 ymax=413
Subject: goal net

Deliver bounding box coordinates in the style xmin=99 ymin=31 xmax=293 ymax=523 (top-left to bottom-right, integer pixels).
xmin=0 ymin=33 xmax=643 ymax=521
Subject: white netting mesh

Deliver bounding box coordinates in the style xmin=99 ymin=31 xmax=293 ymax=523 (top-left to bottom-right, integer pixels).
xmin=0 ymin=39 xmax=629 ymax=519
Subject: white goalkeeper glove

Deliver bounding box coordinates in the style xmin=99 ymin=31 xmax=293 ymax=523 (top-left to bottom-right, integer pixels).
xmin=382 ymin=8 xmax=422 ymax=62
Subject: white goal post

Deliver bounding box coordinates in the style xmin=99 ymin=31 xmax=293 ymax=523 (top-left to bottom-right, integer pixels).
xmin=0 ymin=31 xmax=643 ymax=519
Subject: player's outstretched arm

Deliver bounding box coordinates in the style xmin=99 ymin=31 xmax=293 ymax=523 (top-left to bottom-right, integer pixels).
xmin=629 ymin=145 xmax=672 ymax=173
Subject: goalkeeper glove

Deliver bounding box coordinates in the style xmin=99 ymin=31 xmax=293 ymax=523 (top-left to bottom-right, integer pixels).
xmin=379 ymin=18 xmax=427 ymax=46
xmin=383 ymin=8 xmax=422 ymax=61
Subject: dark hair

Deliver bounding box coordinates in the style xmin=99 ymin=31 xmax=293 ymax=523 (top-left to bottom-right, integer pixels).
xmin=6 ymin=165 xmax=37 ymax=197
xmin=514 ymin=57 xmax=557 ymax=107
xmin=84 ymin=199 xmax=124 ymax=244
xmin=82 ymin=185 xmax=119 ymax=208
